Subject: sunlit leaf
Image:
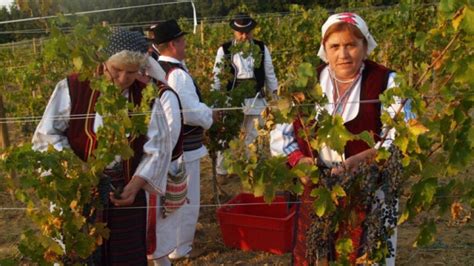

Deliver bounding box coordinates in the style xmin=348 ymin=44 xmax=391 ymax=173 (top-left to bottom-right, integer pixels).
xmin=461 ymin=7 xmax=474 ymax=34
xmin=407 ymin=119 xmax=429 ymax=136
xmin=335 ymin=238 xmax=353 ymax=255
xmin=452 ymin=7 xmax=465 ymax=30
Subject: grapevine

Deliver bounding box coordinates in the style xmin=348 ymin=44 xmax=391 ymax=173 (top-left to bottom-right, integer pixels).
xmin=0 ymin=0 xmax=472 ymax=264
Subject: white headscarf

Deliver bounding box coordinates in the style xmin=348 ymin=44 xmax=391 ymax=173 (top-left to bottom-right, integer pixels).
xmin=317 ymin=12 xmax=377 ymax=63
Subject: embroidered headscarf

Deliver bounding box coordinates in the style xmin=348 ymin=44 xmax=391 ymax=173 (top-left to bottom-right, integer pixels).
xmin=317 ymin=12 xmax=377 ymax=63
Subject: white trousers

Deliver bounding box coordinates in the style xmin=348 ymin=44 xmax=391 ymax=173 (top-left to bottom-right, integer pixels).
xmin=216 ymin=114 xmax=262 ymax=175
xmin=152 ymin=256 xmax=171 ymax=266
xmin=170 ymin=158 xmax=201 ymax=257
xmin=146 ymin=196 xmax=182 ymax=260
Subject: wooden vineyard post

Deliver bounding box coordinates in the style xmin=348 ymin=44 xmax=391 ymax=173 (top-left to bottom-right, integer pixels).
xmin=0 ymin=96 xmax=10 ymax=149
xmin=200 ymin=20 xmax=204 ymax=45
xmin=210 ymin=152 xmax=221 ymax=205
xmin=33 ymin=38 xmax=37 ymax=55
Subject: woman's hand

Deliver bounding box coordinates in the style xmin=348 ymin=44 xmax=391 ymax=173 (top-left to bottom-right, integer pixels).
xmin=109 ymin=176 xmax=146 ymax=206
xmin=331 ymin=156 xmax=357 ymax=175
xmin=331 ymin=148 xmax=377 ymax=176
xmin=330 ymin=164 xmax=346 ymax=176
xmin=297 ymin=156 xmax=314 ymax=185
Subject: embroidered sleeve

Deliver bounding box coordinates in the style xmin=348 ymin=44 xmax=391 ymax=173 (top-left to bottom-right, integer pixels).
xmin=134 ymin=99 xmax=172 ymax=195
xmin=32 ymin=79 xmax=71 ymax=152
xmin=160 ymin=90 xmax=182 ymax=149
xmin=270 ymin=123 xmax=303 ymax=167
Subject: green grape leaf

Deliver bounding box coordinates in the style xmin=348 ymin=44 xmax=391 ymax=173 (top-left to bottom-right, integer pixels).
xmin=413 ymin=220 xmax=436 ymax=247
xmin=461 ymin=7 xmax=474 ymax=34
xmin=357 ymin=131 xmax=375 ymax=147
xmin=335 ymin=237 xmax=353 ymax=255
xmin=311 ymin=187 xmax=335 ymax=217
xmin=331 ymin=184 xmax=346 ymax=203
xmin=72 ymin=56 xmax=83 ymax=71
xmin=317 ymin=115 xmax=354 ymax=155
xmin=253 ymin=178 xmax=265 ymax=197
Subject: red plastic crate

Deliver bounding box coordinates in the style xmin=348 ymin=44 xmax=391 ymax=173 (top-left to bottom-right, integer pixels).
xmin=216 ymin=193 xmax=296 ymax=254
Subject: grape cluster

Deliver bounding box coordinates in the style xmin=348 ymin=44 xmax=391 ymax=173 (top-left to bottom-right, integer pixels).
xmin=305 ymin=146 xmax=403 ymax=263
xmin=319 ymin=163 xmax=354 ymax=191
xmin=359 ymin=146 xmax=402 ymax=260
xmin=305 ymin=211 xmax=333 ymax=263
xmin=97 ymin=175 xmax=112 ymax=206
xmin=380 ymin=146 xmax=403 ymax=213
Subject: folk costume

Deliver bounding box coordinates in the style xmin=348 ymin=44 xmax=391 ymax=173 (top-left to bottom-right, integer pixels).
xmin=212 ymin=13 xmax=278 ymax=175
xmin=270 ymin=13 xmax=413 ymax=266
xmin=153 ymin=19 xmax=214 ymax=259
xmin=32 ymin=28 xmax=172 ymax=265
xmin=146 ymin=79 xmax=186 ymax=266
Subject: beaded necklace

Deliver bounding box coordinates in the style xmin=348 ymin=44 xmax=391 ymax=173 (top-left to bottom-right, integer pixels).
xmin=329 ymin=66 xmax=363 ymax=116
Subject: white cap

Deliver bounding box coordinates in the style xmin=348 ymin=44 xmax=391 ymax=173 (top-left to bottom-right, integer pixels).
xmin=317 ymin=12 xmax=377 ymax=63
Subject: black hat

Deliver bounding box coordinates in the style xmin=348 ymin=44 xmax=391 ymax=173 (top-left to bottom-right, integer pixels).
xmin=153 ymin=19 xmax=187 ymax=44
xmin=103 ymin=28 xmax=148 ymax=57
xmin=229 ymin=13 xmax=257 ymax=33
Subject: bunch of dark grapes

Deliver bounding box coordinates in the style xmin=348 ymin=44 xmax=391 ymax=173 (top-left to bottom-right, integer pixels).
xmin=305 ymin=146 xmax=403 ymax=263
xmin=97 ymin=175 xmax=112 ymax=206
xmin=381 ymin=146 xmax=403 ymax=217
xmin=305 ymin=210 xmax=333 ymax=264
xmin=361 ymin=146 xmax=402 ymax=260
xmin=319 ymin=163 xmax=354 ymax=191
xmin=305 ymin=163 xmax=356 ymax=263
xmin=359 ymin=162 xmax=380 ymax=206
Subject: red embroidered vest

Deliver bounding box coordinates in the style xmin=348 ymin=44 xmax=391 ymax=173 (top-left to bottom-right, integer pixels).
xmin=66 ymin=74 xmax=148 ymax=183
xmin=292 ymin=60 xmax=392 ymax=161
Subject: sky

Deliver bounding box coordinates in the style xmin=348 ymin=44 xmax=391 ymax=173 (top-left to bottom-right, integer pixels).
xmin=0 ymin=0 xmax=12 ymax=8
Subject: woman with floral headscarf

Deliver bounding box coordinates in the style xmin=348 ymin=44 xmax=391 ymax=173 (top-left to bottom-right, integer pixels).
xmin=271 ymin=13 xmax=413 ymax=265
xmin=32 ymin=28 xmax=171 ymax=265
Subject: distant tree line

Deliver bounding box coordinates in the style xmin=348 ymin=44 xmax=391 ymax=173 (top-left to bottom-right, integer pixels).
xmin=0 ymin=0 xmax=404 ymax=44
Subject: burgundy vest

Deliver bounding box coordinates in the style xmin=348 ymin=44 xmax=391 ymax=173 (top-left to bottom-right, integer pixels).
xmin=293 ymin=60 xmax=392 ymax=160
xmin=66 ymin=74 xmax=148 ymax=183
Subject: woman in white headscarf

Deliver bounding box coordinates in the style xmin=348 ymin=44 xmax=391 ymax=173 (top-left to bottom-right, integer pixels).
xmin=270 ymin=13 xmax=412 ymax=265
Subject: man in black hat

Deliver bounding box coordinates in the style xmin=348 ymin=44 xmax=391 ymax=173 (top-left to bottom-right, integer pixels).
xmin=212 ymin=13 xmax=279 ymax=176
xmin=151 ymin=19 xmax=213 ymax=261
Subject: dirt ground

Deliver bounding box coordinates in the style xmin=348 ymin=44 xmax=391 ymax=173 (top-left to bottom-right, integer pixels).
xmin=1 ymin=156 xmax=473 ymax=265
